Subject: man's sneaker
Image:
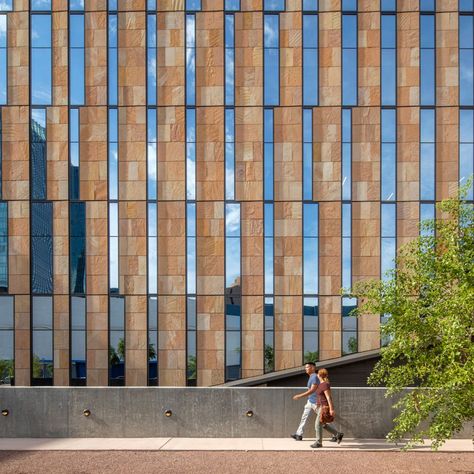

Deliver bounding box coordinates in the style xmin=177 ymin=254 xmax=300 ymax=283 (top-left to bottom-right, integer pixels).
xmin=336 ymin=432 xmax=344 ymax=444
xmin=329 ymin=435 xmax=337 ymax=442
xmin=310 ymin=442 xmax=323 ymax=448
xmin=290 ymin=434 xmax=303 ymax=441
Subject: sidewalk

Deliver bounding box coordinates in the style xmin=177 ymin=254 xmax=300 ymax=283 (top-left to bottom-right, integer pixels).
xmin=0 ymin=438 xmax=472 ymax=452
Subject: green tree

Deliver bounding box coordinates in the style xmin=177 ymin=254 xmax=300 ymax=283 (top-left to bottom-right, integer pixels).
xmin=264 ymin=344 xmax=274 ymax=372
xmin=303 ymin=351 xmax=319 ymax=363
xmin=0 ymin=359 xmax=13 ymax=383
xmin=350 ymin=189 xmax=474 ymax=449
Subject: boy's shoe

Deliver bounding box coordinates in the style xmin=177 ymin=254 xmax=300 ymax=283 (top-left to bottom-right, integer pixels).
xmin=290 ymin=434 xmax=303 ymax=441
xmin=336 ymin=432 xmax=344 ymax=444
xmin=310 ymin=442 xmax=323 ymax=448
xmin=329 ymin=435 xmax=337 ymax=442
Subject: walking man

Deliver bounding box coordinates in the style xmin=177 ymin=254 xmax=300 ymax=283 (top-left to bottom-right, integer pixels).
xmin=290 ymin=362 xmax=319 ymax=441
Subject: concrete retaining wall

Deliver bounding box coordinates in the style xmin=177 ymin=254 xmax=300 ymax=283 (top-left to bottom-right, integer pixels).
xmin=0 ymin=387 xmax=470 ymax=438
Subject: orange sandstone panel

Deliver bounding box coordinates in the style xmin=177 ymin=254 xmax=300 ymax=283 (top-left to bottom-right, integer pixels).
xmin=14 ymin=295 xmax=30 ymax=386
xmin=235 ymin=11 xmax=263 ymax=107
xmin=397 ymin=12 xmax=419 ymax=106
xmin=85 ymin=12 xmax=107 ymax=106
xmin=52 ymin=11 xmax=68 ymax=106
xmin=157 ymin=12 xmax=185 ymax=106
xmin=7 ymin=12 xmax=29 ymax=106
xmin=397 ymin=107 xmax=419 ymax=201
xmin=47 ymin=107 xmax=69 ymax=201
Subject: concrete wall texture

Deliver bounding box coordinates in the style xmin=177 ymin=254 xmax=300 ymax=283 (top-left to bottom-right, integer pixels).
xmin=0 ymin=387 xmax=471 ymax=439
xmin=0 ymin=387 xmax=402 ymax=438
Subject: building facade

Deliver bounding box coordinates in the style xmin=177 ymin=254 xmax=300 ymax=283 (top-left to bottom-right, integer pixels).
xmin=0 ymin=0 xmax=472 ymax=387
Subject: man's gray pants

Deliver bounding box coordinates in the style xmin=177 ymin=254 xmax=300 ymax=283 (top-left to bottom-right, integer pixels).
xmin=295 ymin=401 xmax=317 ymax=436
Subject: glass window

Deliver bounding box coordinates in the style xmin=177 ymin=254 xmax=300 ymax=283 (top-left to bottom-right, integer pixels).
xmin=186 ymin=0 xmax=201 ymax=9
xmin=342 ymin=296 xmax=357 ymax=355
xmin=186 ymin=296 xmax=196 ymax=384
xmin=108 ymin=14 xmax=118 ymax=105
xmin=460 ymin=0 xmax=474 ymax=11
xmin=108 ymin=108 xmax=118 ymax=200
xmin=0 ymin=115 xmax=2 ymax=198
xmin=342 ymin=14 xmax=357 ymax=106
xmin=187 ymin=203 xmax=196 ymax=294
xmin=71 ymin=296 xmax=86 ymax=384
xmin=381 ymin=203 xmax=396 ymax=280
xmin=264 ymin=0 xmax=285 ymax=10
xmin=32 ymin=296 xmax=53 ymax=382
xmin=381 ymin=0 xmax=396 ymax=11
xmin=420 ymin=108 xmax=435 ymax=201
xmin=460 ymin=109 xmax=474 ymax=200
xmin=148 ymin=203 xmax=157 ymax=294
xmin=342 ymin=109 xmax=352 ymax=201
xmin=109 ymin=296 xmax=124 ymax=385
xmin=148 ymin=296 xmax=158 ymax=386
xmin=31 ymin=202 xmax=53 ymax=295
xmin=186 ymin=108 xmax=196 ymax=200
xmin=109 ymin=202 xmax=119 ymax=292
xmin=420 ymin=14 xmax=435 ymax=106
xmin=147 ymin=108 xmax=157 ymax=200
xmin=108 ymin=0 xmax=117 ymax=9
xmin=225 ymin=108 xmax=235 ymax=200
xmin=420 ymin=0 xmax=435 ymax=11
xmin=303 ymin=109 xmax=313 ymax=200
xmin=31 ymin=15 xmax=52 ymax=105
xmin=342 ymin=203 xmax=351 ymax=291
xmin=69 ymin=0 xmax=84 ymax=10
xmin=0 ymin=296 xmax=14 ymax=385
xmin=264 ymin=108 xmax=274 ymax=201
xmin=70 ymin=14 xmax=85 ymax=105
xmin=31 ymin=108 xmax=47 ymax=200
xmin=0 ymin=202 xmax=7 ymax=291
xmin=186 ymin=14 xmax=196 ymax=106
xmin=69 ymin=108 xmax=80 ymax=200
xmin=342 ymin=0 xmax=357 ymax=11
xmin=0 ymin=0 xmax=12 ymax=11
xmin=147 ymin=14 xmax=157 ymax=106
xmin=226 ymin=203 xmax=240 ymax=290
xmin=0 ymin=15 xmax=6 ymax=105
xmin=303 ymin=203 xmax=318 ymax=294
xmin=264 ymin=15 xmax=279 ymax=106
xmin=381 ymin=108 xmax=396 ymax=201
xmin=225 ymin=294 xmax=241 ymax=381
xmin=225 ymin=0 xmax=240 ymax=10
xmin=420 ymin=202 xmax=435 ymax=236
xmin=264 ymin=203 xmax=274 ymax=295
xmin=381 ymin=14 xmax=396 ymax=106
xmin=303 ymin=15 xmax=318 ymax=106
xmin=70 ymin=202 xmax=86 ymax=294
xmin=459 ymin=15 xmax=474 ymax=106
xmin=264 ymin=297 xmax=274 ymax=372
xmin=303 ymin=0 xmax=318 ymax=10
xmin=225 ymin=14 xmax=235 ymax=106
xmin=32 ymin=0 xmax=51 ymax=10
xmin=303 ymin=297 xmax=318 ymax=362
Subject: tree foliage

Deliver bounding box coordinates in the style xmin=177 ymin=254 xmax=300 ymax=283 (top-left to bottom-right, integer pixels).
xmin=350 ymin=190 xmax=474 ymax=449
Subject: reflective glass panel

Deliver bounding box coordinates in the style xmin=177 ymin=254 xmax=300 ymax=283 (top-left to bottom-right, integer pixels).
xmin=147 ymin=14 xmax=157 ymax=105
xmin=186 ymin=14 xmax=196 ymax=105
xmin=225 ymin=0 xmax=240 ymax=10
xmin=108 ymin=14 xmax=118 ymax=105
xmin=0 ymin=203 xmax=6 ymax=291
xmin=147 ymin=108 xmax=157 ymax=200
xmin=264 ymin=0 xmax=285 ymax=10
xmin=31 ymin=15 xmax=52 ymax=105
xmin=70 ymin=202 xmax=86 ymax=294
xmin=264 ymin=15 xmax=279 ymax=106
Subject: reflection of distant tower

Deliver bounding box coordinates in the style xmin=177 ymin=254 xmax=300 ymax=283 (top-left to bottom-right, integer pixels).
xmin=225 ymin=276 xmax=241 ymax=302
xmin=74 ymin=249 xmax=86 ymax=294
xmin=31 ymin=117 xmax=47 ymax=200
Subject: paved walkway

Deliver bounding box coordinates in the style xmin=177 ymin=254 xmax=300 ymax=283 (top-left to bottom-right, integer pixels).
xmin=0 ymin=438 xmax=472 ymax=452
